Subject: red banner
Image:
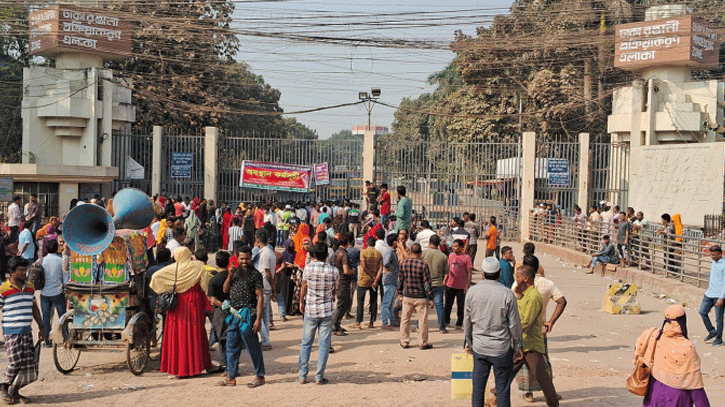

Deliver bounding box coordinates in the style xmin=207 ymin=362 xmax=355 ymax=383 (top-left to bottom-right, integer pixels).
xmin=239 ymin=161 xmax=312 ymax=192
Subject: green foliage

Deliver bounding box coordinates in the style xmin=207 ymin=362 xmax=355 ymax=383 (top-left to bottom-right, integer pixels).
xmin=0 ymin=6 xmax=28 ymax=163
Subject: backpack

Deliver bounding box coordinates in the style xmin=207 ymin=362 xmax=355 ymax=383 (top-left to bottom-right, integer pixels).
xmin=27 ymin=259 xmax=45 ymax=290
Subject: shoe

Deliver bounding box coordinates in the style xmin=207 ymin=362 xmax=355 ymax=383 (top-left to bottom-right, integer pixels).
xmin=367 ymin=322 xmax=374 ymax=329
xmin=352 ymin=323 xmax=361 ymax=329
xmin=523 ymin=393 xmax=535 ymax=403
xmin=43 ymin=341 xmax=52 ymax=349
xmin=704 ymin=332 xmax=717 ymax=342
xmin=344 ymin=313 xmax=353 ymax=320
xmin=400 ymin=343 xmax=409 ymax=349
xmin=419 ymin=344 xmax=432 ymax=350
xmin=247 ymin=377 xmax=265 ymax=388
xmin=713 ymin=340 xmax=723 ymax=347
xmin=455 ymin=326 xmax=463 ymax=331
xmin=439 ymin=329 xmax=449 ymax=334
xmin=585 ymin=269 xmax=594 ymax=275
xmin=216 ymin=379 xmax=236 ymax=387
xmin=329 ymin=346 xmax=335 ymax=353
xmin=315 ymin=378 xmax=329 ymax=385
xmin=382 ymin=326 xmax=395 ymax=331
xmin=261 ymin=345 xmax=273 ymax=351
xmin=281 ymin=317 xmax=288 ymax=322
xmin=298 ymin=378 xmax=307 ymax=385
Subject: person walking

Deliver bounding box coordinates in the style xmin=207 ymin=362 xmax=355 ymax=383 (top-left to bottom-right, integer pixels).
xmin=635 ymin=304 xmax=710 ymax=406
xmin=398 ymin=243 xmax=433 ymax=350
xmin=421 ymin=235 xmax=449 ymax=334
xmin=514 ymin=265 xmax=559 ymax=407
xmin=40 ymin=240 xmax=68 ymax=348
xmin=394 ymin=186 xmax=412 ymax=233
xmin=354 ymin=237 xmax=382 ymax=329
xmin=298 ymin=242 xmax=340 ymax=385
xmin=220 ymin=247 xmax=266 ymax=388
xmin=700 ymin=245 xmax=724 ymax=347
xmin=464 ymin=257 xmax=523 ymax=407
xmin=445 ymin=239 xmax=473 ymax=330
xmin=379 ymin=234 xmax=400 ymax=330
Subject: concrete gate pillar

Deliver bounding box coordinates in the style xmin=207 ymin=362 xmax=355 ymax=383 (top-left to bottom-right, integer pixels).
xmin=520 ymin=132 xmax=536 ymax=240
xmin=204 ymin=126 xmax=219 ymax=203
xmin=578 ymin=132 xmax=590 ymax=211
xmin=152 ymin=126 xmax=162 ymax=197
xmin=362 ymin=130 xmax=375 ymax=208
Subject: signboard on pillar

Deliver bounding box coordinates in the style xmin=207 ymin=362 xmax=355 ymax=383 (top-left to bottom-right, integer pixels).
xmin=547 ymin=159 xmax=570 ymax=186
xmin=614 ymin=16 xmax=719 ymax=70
xmin=28 ymin=5 xmax=132 ymax=60
xmin=171 ymin=152 xmax=193 ymax=179
xmin=0 ymin=177 xmax=13 ymax=202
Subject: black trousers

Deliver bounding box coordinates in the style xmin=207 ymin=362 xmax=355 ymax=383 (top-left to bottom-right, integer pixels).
xmin=444 ymin=287 xmax=465 ymax=327
xmin=356 ymin=286 xmax=378 ymax=323
xmin=333 ymin=280 xmax=352 ymax=329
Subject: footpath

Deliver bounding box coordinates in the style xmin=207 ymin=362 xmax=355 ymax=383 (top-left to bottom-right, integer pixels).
xmin=3 ymin=241 xmax=723 ymax=406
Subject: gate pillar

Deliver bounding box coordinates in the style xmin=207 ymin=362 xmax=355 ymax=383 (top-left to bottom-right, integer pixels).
xmin=205 ymin=126 xmax=219 ymax=203
xmin=363 ymin=129 xmax=375 ymax=207
xmin=520 ymin=132 xmax=536 ymax=240
xmin=152 ymin=125 xmax=162 ymax=197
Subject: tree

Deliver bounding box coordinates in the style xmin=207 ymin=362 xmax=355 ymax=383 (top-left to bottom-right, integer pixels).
xmin=0 ymin=6 xmax=29 ymax=162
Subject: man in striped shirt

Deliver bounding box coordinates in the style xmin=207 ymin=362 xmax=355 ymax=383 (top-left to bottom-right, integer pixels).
xmin=228 ymin=217 xmax=244 ymax=251
xmin=0 ymin=257 xmax=44 ymax=404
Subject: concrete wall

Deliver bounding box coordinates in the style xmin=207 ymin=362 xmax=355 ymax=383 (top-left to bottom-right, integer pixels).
xmin=629 ymin=143 xmax=725 ymax=226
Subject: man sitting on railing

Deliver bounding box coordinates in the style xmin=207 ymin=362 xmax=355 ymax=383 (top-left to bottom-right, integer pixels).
xmin=585 ymin=235 xmax=618 ymax=275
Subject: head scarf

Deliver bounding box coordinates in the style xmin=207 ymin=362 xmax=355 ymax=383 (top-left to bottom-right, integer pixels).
xmin=157 ymin=219 xmax=169 ymax=244
xmin=149 ymin=247 xmax=210 ymax=295
xmin=635 ymin=304 xmax=704 ymax=390
xmin=282 ymin=238 xmax=296 ymax=264
xmin=293 ymin=223 xmax=310 ymax=268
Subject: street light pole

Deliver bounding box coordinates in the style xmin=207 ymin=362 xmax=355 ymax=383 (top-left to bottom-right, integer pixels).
xmin=359 ymin=87 xmax=381 ymax=132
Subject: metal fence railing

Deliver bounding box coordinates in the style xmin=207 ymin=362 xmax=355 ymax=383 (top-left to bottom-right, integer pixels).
xmin=528 ymin=212 xmax=715 ymax=289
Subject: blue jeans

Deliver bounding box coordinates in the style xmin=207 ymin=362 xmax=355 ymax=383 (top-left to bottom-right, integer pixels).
xmin=432 ymin=286 xmax=445 ymax=331
xmin=699 ymin=296 xmax=724 ymax=341
xmin=472 ymin=348 xmax=514 ymax=407
xmin=260 ymin=290 xmax=272 ymax=347
xmin=41 ymin=293 xmax=66 ymax=340
xmin=298 ymin=316 xmax=333 ymax=382
xmin=276 ymin=230 xmax=285 ymax=247
xmin=381 ymin=284 xmax=398 ymax=326
xmin=590 ymin=255 xmax=610 ymax=269
xmin=225 ymin=313 xmax=265 ymax=379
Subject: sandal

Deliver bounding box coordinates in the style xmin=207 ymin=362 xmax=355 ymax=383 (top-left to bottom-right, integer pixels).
xmin=333 ymin=331 xmax=347 ymax=337
xmin=315 ymin=378 xmax=329 ymax=385
xmin=247 ymin=378 xmax=265 ymax=388
xmin=2 ymin=393 xmax=17 ymax=405
xmin=216 ymin=379 xmax=236 ymax=387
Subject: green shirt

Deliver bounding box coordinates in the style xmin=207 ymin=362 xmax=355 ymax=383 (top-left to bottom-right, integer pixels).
xmin=281 ymin=210 xmax=291 ymax=231
xmin=516 ymin=285 xmax=546 ymax=354
xmin=394 ymin=196 xmax=413 ymax=232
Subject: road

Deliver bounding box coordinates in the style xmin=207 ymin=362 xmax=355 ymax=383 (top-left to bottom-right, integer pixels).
xmin=6 ymin=241 xmax=723 ymax=406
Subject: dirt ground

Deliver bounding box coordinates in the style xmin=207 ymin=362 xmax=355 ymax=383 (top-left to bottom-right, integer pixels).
xmin=6 ymin=241 xmax=725 ymax=406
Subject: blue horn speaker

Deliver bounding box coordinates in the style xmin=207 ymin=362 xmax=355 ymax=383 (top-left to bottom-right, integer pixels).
xmin=64 ymin=188 xmax=154 ymax=255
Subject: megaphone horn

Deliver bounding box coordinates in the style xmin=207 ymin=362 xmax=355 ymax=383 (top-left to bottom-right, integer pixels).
xmin=64 ymin=188 xmax=155 ymax=255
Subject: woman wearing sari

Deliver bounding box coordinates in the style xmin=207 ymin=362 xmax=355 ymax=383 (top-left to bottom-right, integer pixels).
xmin=290 ymin=224 xmax=311 ymax=315
xmin=185 ymin=210 xmax=201 ymax=250
xmin=221 ymin=208 xmax=233 ymax=251
xmin=150 ymin=247 xmax=212 ymax=378
xmin=634 ymin=304 xmax=710 ymax=407
xmin=206 ymin=213 xmax=221 ymax=252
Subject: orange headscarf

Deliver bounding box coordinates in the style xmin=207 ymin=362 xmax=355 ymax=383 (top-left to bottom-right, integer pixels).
xmin=634 ymin=304 xmax=704 ymax=390
xmin=293 ymin=223 xmax=310 ymax=268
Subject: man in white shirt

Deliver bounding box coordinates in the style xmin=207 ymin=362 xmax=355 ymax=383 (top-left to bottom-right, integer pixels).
xmin=166 ymin=227 xmax=186 ymax=256
xmin=255 ymin=231 xmax=277 ymax=351
xmin=7 ymin=195 xmax=22 ymax=242
xmin=41 ymin=239 xmax=69 ymax=347
xmin=415 ymin=220 xmax=437 ymax=249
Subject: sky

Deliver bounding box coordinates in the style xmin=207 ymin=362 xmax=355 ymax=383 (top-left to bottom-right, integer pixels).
xmin=233 ymin=0 xmax=515 ymax=138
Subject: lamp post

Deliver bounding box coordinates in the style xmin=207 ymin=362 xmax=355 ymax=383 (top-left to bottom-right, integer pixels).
xmin=359 ymin=87 xmax=381 ymax=132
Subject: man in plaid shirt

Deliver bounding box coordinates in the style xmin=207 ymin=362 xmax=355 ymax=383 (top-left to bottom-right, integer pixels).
xmin=298 ymin=242 xmax=339 ymax=385
xmin=398 ymin=243 xmax=433 ymax=350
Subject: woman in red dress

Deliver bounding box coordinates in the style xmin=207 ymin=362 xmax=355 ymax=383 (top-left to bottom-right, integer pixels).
xmin=150 ymin=247 xmax=212 ymax=378
xmin=221 ymin=208 xmax=232 ymax=251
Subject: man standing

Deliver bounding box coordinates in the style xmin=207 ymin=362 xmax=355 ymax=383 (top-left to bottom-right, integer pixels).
xmin=208 ymin=251 xmax=232 ymax=370
xmin=463 ymin=213 xmax=480 ymax=263
xmin=450 ymin=218 xmax=471 ymax=251
xmin=331 ymin=234 xmax=354 ymax=335
xmin=347 ymin=204 xmax=361 ymax=239
xmin=398 ymin=243 xmax=433 ymax=349
xmin=167 ymin=227 xmax=187 ymax=256
xmin=657 ymin=213 xmax=678 ymax=276
xmin=0 ymin=257 xmax=44 ymax=404
xmin=254 ymin=231 xmax=276 ymax=351
xmin=421 ymin=235 xmax=449 ymax=334
xmin=40 ymin=240 xmax=68 ymax=348
xmin=630 ymin=211 xmax=650 ymax=263
xmin=355 ymin=237 xmax=382 ymax=329
xmin=377 ymin=184 xmax=391 ymax=225
xmin=512 ymin=255 xmax=567 ymax=403
xmin=445 ymin=239 xmax=472 ymax=330
xmin=499 ymin=246 xmax=515 ymax=288
xmin=616 ymin=212 xmax=631 ymax=266
xmin=700 ymin=245 xmax=724 ymax=347
xmin=484 ymin=216 xmax=498 ymax=258
xmin=254 ymin=204 xmax=265 ymax=231
xmin=415 ymin=220 xmax=436 ymax=249
xmin=298 ymin=242 xmax=339 ymax=385
xmin=377 ymin=234 xmax=400 ymax=330
xmin=464 ymin=257 xmax=522 ymax=407
xmin=394 ymin=186 xmax=412 ymax=233
xmin=25 ymin=195 xmax=41 ymax=234
xmin=18 ymin=221 xmax=35 ymax=263
xmin=514 ymin=265 xmax=559 ymax=407
xmin=7 ymin=196 xmax=22 ymax=243
xmin=221 ymin=248 xmax=266 ymax=388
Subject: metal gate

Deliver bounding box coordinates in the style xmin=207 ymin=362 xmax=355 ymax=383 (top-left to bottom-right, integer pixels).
xmin=111 ymin=130 xmax=153 ymax=194
xmin=160 ymin=128 xmax=205 ymax=199
xmin=217 ymin=132 xmax=363 ymax=205
xmin=374 ymin=139 xmax=522 ymax=240
xmin=534 ymin=140 xmax=580 ymax=216
xmin=589 ymin=142 xmax=629 ymax=210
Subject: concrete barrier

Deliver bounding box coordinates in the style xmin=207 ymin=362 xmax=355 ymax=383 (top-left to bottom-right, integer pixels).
xmin=534 ymin=242 xmax=706 ymax=308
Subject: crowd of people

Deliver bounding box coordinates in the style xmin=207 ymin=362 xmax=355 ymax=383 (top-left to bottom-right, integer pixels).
xmin=0 ymin=185 xmax=720 ymax=407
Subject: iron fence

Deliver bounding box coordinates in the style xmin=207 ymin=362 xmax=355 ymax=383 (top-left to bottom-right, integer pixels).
xmin=160 ymin=128 xmax=205 ymax=199
xmin=111 ymin=130 xmax=153 ymax=195
xmin=374 ymin=138 xmax=521 ymax=241
xmin=589 ymin=142 xmax=629 ymax=211
xmin=217 ymin=132 xmax=363 ymax=205
xmin=534 ymin=141 xmax=579 ymax=217
xmin=528 ymin=212 xmax=715 ymax=289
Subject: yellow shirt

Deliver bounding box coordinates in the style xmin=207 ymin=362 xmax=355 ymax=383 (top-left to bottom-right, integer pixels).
xmin=516 ymin=285 xmax=546 ymax=354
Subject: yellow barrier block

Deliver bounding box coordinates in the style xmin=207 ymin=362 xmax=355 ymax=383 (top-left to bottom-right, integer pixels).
xmin=602 ymin=283 xmax=641 ymax=314
xmin=451 ymin=353 xmax=473 ymax=400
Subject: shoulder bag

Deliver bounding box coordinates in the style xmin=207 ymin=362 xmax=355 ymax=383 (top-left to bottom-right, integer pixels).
xmin=156 ymin=262 xmax=179 ymax=313
xmin=626 ymin=329 xmax=658 ymax=396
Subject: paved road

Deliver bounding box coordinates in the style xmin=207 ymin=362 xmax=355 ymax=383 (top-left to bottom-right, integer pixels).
xmin=2 ymin=241 xmax=722 ymax=406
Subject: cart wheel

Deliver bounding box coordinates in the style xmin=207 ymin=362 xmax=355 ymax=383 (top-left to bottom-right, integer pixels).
xmin=53 ymin=318 xmax=80 ymax=374
xmin=127 ymin=321 xmax=151 ymax=375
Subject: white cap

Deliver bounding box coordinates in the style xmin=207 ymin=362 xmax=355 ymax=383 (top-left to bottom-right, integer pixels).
xmin=481 ymin=257 xmax=501 ymax=274
xmin=285 ymin=205 xmax=292 ymax=209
